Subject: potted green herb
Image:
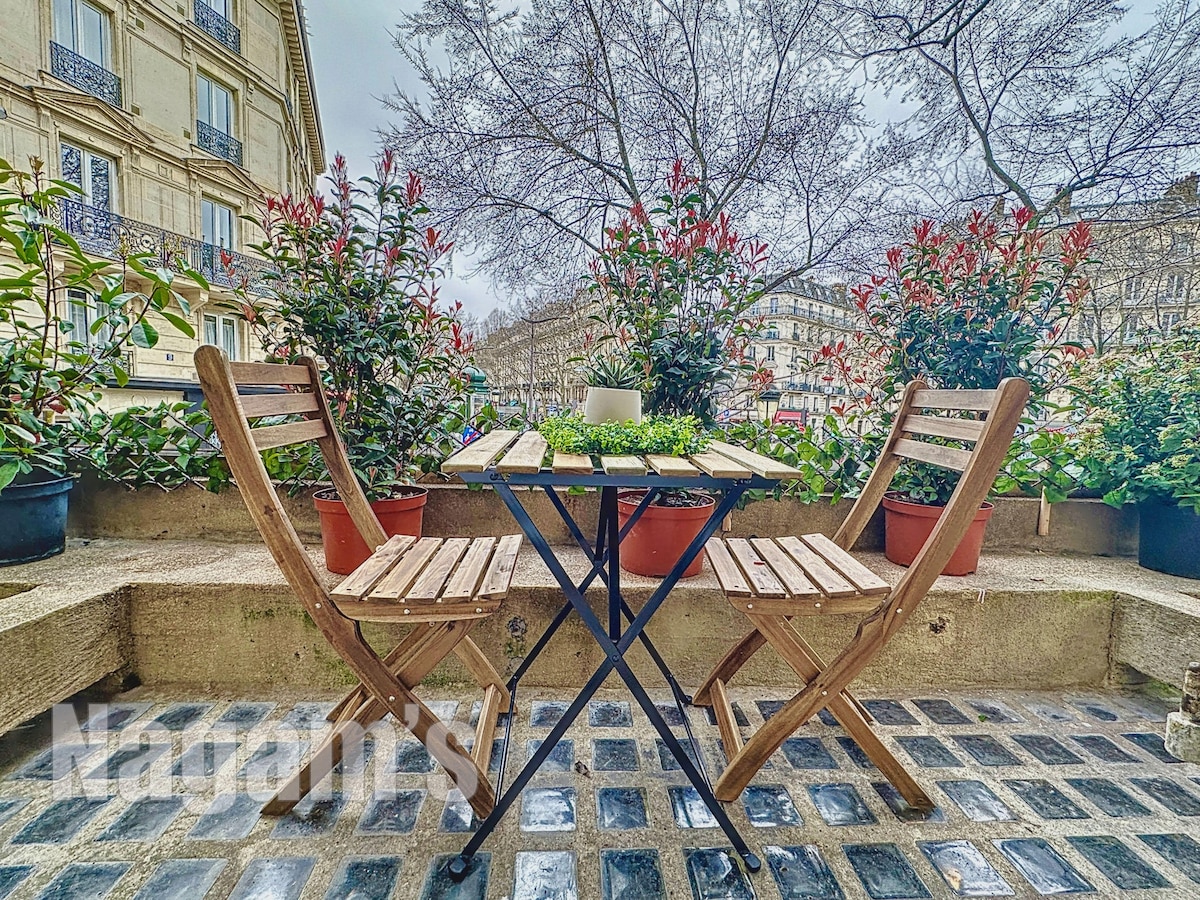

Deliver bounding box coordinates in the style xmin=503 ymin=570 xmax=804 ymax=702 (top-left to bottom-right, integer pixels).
xmin=0 ymin=157 xmax=201 ymax=565
xmin=821 ymin=209 xmax=1093 ymax=574
xmin=233 ymin=152 xmax=474 ymax=574
xmin=1073 ymin=329 xmax=1200 ymax=579
xmin=585 ymin=162 xmax=769 ymax=576
xmin=580 ymin=354 xmax=642 ymax=425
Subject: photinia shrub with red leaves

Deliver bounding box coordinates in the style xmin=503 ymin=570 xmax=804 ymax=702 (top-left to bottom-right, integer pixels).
xmin=230 ymin=151 xmax=474 ymax=498
xmin=810 ymin=208 xmax=1093 ymax=504
xmin=586 ymin=161 xmax=771 ymax=425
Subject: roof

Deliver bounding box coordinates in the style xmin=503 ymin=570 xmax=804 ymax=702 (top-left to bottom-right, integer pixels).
xmin=280 ymin=1 xmax=325 ymax=175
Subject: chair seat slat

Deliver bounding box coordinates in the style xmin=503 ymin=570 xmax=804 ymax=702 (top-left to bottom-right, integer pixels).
xmin=749 ymin=538 xmax=821 ymax=597
xmin=706 ymin=539 xmax=753 ymax=597
xmin=369 ymin=538 xmax=443 ymax=600
xmin=902 ymin=414 xmax=984 ymax=442
xmin=442 ymin=537 xmax=498 ymax=600
xmin=251 ymin=419 xmax=327 ymax=450
xmin=799 ymin=534 xmax=891 ymax=596
xmin=726 ymin=538 xmax=788 ymax=598
xmin=775 ymin=536 xmax=858 ymax=598
xmin=478 ymin=534 xmax=522 ymax=599
xmin=407 ymin=538 xmax=473 ymax=601
xmin=331 ymin=534 xmax=418 ymax=601
xmin=893 ymin=438 xmax=973 ymax=472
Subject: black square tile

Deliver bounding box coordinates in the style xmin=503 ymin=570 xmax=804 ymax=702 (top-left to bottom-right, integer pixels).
xmin=527 ymin=739 xmax=574 ymax=773
xmin=37 ymin=862 xmax=130 ymax=898
xmin=393 ymin=742 xmax=436 ymax=773
xmin=171 ymin=740 xmax=237 ymax=778
xmin=1023 ymin=699 xmax=1077 ymax=723
xmin=1066 ymin=777 xmax=1151 ymax=817
xmin=835 ymin=736 xmax=876 ymax=769
xmin=150 ymin=703 xmax=212 ymax=732
xmin=186 ymin=793 xmax=260 ymax=840
xmin=1067 ymin=836 xmax=1171 ymax=890
xmin=757 ymin=699 xmax=786 ymax=720
xmin=842 ymin=843 xmax=931 ymax=899
xmin=862 ymin=700 xmax=918 ymax=726
xmin=530 ymin=700 xmax=570 ymax=728
xmin=272 ymin=793 xmax=345 ymax=838
xmin=238 ymin=741 xmax=305 ymax=779
xmin=951 ymin=735 xmax=1022 ymax=767
xmin=1122 ymin=732 xmax=1183 ymax=763
xmin=589 ymin=701 xmax=633 ymax=728
xmin=994 ymin=838 xmax=1094 ymax=894
xmin=1069 ymin=698 xmax=1120 ymax=722
xmin=872 ymin=782 xmax=945 ymax=823
xmin=912 ymin=698 xmax=972 ymax=725
xmin=520 ymin=787 xmax=576 ymax=832
xmin=937 ymin=780 xmax=1015 ymax=822
xmin=1011 ymin=734 xmax=1083 ymax=765
xmin=0 ymin=867 xmax=33 ymax=899
xmin=817 ymin=709 xmax=840 ymax=727
xmin=654 ymin=701 xmax=686 ymax=727
xmin=8 ymin=744 xmax=95 ymax=781
xmin=357 ymin=790 xmax=425 ymax=834
xmin=513 ymin=850 xmax=577 ymax=900
xmin=132 ymin=859 xmax=225 ymax=900
xmin=896 ymin=736 xmax=961 ymax=768
xmin=669 ymin=786 xmax=717 ymax=828
xmin=280 ymin=702 xmax=335 ymax=730
xmin=228 ymin=857 xmax=314 ymax=900
xmin=86 ymin=743 xmax=169 ymax=780
xmin=333 ymin=736 xmax=374 ymax=775
xmin=684 ymin=848 xmax=754 ymax=900
xmin=1139 ymin=833 xmax=1200 ymax=884
xmin=1130 ymin=777 xmax=1200 ymax=816
xmin=781 ymin=737 xmax=837 ymax=769
xmin=655 ymin=737 xmax=701 ymax=772
xmin=80 ymin=703 xmax=150 ymax=732
xmin=1003 ymin=779 xmax=1089 ymax=820
xmin=597 ymin=786 xmax=648 ymax=830
xmin=439 ymin=790 xmax=478 ymax=834
xmin=742 ymin=785 xmax=802 ymax=827
xmin=212 ymin=701 xmax=274 ymax=730
xmin=919 ymin=840 xmax=1013 ymax=897
xmin=600 ymin=849 xmax=665 ymax=900
xmin=323 ymin=857 xmax=402 ymax=900
xmin=704 ymin=703 xmax=750 ymax=727
xmin=964 ymin=698 xmax=1022 ymax=724
xmin=0 ymin=798 xmax=28 ymax=827
xmin=96 ymin=795 xmax=187 ymax=842
xmin=11 ymin=795 xmax=111 ymax=844
xmin=593 ymin=739 xmax=638 ymax=772
xmin=420 ymin=853 xmax=490 ymax=900
xmin=808 ymin=783 xmax=877 ymax=826
xmin=763 ymin=845 xmax=844 ymax=900
xmin=1071 ymin=734 xmax=1139 ymax=763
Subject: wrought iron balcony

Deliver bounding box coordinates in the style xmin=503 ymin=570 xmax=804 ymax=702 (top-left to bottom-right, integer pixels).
xmin=54 ymin=198 xmax=273 ymax=294
xmin=196 ymin=120 xmax=243 ymax=167
xmin=50 ymin=41 xmax=121 ymax=108
xmin=194 ymin=2 xmax=241 ymax=54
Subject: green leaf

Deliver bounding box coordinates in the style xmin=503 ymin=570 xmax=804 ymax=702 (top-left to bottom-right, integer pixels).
xmin=112 ymin=364 xmax=129 ymax=388
xmin=129 ymin=320 xmax=160 ymax=348
xmin=0 ymin=462 xmax=18 ymax=492
xmin=158 ymin=310 xmax=196 ymax=338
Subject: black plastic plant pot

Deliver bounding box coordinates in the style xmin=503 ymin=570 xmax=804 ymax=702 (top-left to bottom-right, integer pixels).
xmin=0 ymin=473 xmax=75 ymax=566
xmin=1138 ymin=501 xmax=1200 ymax=580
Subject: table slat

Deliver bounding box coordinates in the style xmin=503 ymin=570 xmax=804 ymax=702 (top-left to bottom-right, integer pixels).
xmin=442 ymin=430 xmax=521 ymax=474
xmin=688 ymin=451 xmax=753 ymax=479
xmin=707 ymin=440 xmax=801 ymax=479
xmin=495 ymin=432 xmax=549 ymax=474
xmin=551 ymin=451 xmax=595 ymax=474
xmin=645 ymin=454 xmax=699 ymax=477
xmin=600 ymin=455 xmax=648 ymax=476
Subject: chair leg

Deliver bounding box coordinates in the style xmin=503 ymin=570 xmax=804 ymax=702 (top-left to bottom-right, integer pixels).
xmin=692 ymin=628 xmax=768 ymax=706
xmin=326 ymin=626 xmax=434 ymax=722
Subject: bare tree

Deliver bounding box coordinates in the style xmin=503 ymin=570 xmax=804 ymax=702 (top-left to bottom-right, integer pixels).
xmin=850 ymin=0 xmax=1200 ymax=215
xmin=386 ymin=0 xmax=914 ymax=294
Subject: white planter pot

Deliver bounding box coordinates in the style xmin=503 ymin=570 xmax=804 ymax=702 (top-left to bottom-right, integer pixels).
xmin=583 ymin=387 xmax=642 ymax=425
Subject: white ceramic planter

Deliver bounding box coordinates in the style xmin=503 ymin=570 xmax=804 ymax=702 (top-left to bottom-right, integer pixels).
xmin=583 ymin=387 xmax=643 ymax=425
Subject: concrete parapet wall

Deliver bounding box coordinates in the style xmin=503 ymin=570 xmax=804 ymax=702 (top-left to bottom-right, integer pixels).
xmin=68 ymin=477 xmax=1140 ymax=558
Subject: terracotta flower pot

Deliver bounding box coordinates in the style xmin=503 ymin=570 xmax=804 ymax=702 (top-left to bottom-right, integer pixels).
xmin=313 ymin=486 xmax=428 ymax=575
xmin=583 ymin=387 xmax=642 ymax=425
xmin=616 ymin=490 xmax=715 ymax=578
xmin=882 ymin=492 xmax=994 ymax=576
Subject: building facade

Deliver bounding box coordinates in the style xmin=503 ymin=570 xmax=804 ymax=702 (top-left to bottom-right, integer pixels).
xmin=0 ymin=0 xmax=323 ymax=404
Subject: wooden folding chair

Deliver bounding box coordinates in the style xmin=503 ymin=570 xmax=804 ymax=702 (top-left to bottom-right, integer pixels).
xmin=695 ymin=377 xmax=1030 ymax=809
xmin=194 ymin=345 xmax=520 ymax=819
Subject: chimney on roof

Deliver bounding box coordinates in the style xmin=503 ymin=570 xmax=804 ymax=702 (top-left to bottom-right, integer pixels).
xmin=1166 ymin=173 xmax=1199 ymax=205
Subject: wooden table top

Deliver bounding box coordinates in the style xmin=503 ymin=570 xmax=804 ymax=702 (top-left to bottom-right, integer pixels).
xmin=441 ymin=429 xmax=802 ymax=480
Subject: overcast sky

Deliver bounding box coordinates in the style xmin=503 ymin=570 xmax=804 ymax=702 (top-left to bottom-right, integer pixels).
xmin=304 ymin=0 xmax=504 ymax=320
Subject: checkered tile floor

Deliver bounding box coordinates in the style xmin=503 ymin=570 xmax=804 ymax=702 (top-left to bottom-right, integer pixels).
xmin=0 ymin=689 xmax=1197 ymax=898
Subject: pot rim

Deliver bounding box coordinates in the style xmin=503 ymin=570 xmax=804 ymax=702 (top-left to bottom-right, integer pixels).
xmin=616 ymin=488 xmax=716 ymax=510
xmin=313 ymin=484 xmax=429 ymax=506
xmin=0 ymin=472 xmax=77 ymax=498
xmin=882 ymin=491 xmax=993 ymax=516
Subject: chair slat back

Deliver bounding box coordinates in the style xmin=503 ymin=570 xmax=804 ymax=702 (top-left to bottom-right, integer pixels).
xmin=195 ymin=346 xmax=388 ymax=598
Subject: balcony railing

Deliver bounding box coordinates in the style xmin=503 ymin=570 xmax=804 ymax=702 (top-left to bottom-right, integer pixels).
xmin=194 ymin=2 xmax=241 ymax=53
xmin=54 ymin=198 xmax=273 ymax=294
xmin=50 ymin=41 xmax=121 ymax=108
xmin=196 ymin=120 xmax=243 ymax=167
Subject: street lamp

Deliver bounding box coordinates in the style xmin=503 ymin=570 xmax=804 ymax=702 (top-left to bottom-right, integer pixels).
xmin=760 ymin=387 xmax=782 ymax=423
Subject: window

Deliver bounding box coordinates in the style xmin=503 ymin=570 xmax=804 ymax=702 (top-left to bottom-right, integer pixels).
xmin=1169 ymin=232 xmax=1194 ymax=261
xmin=60 ymin=142 xmax=115 ymax=211
xmin=199 ymin=0 xmax=231 ymax=17
xmin=1166 ymin=272 xmax=1189 ymax=301
xmin=197 ymin=73 xmax=234 ymax=135
xmin=202 ymin=198 xmax=235 ymax=249
xmin=65 ymin=287 xmax=112 ymax=348
xmin=203 ymin=313 xmax=240 ymax=360
xmin=1122 ymin=314 xmax=1140 ymax=344
xmin=766 ymin=345 xmax=775 ymax=361
xmin=1162 ymin=312 xmax=1183 ymax=336
xmin=54 ymin=0 xmax=109 ymax=67
xmin=1124 ymin=276 xmax=1145 ymax=305
xmin=768 ymin=297 xmax=779 ymax=314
